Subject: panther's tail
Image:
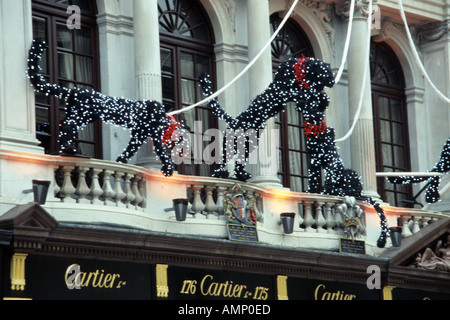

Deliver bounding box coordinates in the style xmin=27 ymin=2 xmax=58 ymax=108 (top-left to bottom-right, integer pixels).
xmin=27 ymin=39 xmax=69 ymax=99
xmin=363 ymin=196 xmax=388 ymax=248
xmin=199 ymin=73 xmax=236 ymax=126
xmin=388 ymin=137 xmax=450 ymax=204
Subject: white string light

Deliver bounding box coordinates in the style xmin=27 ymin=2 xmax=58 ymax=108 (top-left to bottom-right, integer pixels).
xmin=335 ymin=0 xmax=373 ymax=143
xmin=168 ymin=0 xmax=300 ymax=116
xmin=397 ymin=0 xmax=450 ymax=104
xmin=334 ymin=0 xmax=356 ymax=85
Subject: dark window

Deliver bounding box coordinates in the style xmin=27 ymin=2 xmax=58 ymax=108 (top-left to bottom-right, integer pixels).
xmin=32 ymin=0 xmax=101 ymax=158
xmin=159 ymin=0 xmax=217 ymax=177
xmin=271 ymin=13 xmax=314 ymax=192
xmin=371 ymin=41 xmax=412 ymax=207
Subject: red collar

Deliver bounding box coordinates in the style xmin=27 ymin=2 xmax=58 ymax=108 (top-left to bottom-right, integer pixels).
xmin=304 ymin=120 xmax=327 ymax=137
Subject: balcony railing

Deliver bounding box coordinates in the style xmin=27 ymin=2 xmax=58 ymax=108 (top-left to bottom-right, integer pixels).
xmin=0 ymin=149 xmax=448 ymax=254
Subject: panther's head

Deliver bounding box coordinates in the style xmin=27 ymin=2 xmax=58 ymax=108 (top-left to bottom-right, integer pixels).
xmin=273 ymin=56 xmax=335 ymax=104
xmin=293 ymin=56 xmax=335 ymax=91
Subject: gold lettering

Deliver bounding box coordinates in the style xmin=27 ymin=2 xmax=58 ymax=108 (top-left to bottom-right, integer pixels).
xmin=314 ymin=284 xmax=356 ymax=300
xmin=64 ymin=264 xmax=123 ymax=290
xmin=200 ymin=274 xmax=213 ymax=296
xmin=199 ymin=274 xmax=249 ymax=298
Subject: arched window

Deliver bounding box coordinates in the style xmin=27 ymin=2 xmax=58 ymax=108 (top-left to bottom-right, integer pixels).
xmin=32 ymin=0 xmax=101 ymax=158
xmin=158 ymin=0 xmax=217 ymax=177
xmin=371 ymin=41 xmax=412 ymax=206
xmin=270 ymin=13 xmax=314 ymax=192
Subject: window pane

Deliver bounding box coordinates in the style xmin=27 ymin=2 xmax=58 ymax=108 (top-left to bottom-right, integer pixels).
xmin=181 ymin=53 xmax=195 ymax=78
xmin=58 ymin=52 xmax=74 ymax=79
xmin=290 ymin=176 xmax=303 ymax=193
xmin=289 ymin=151 xmax=302 ymax=175
xmin=33 ymin=16 xmax=47 ymax=40
xmin=379 ymin=96 xmax=389 ymax=119
xmin=160 ymin=48 xmax=172 ymax=73
xmin=380 ymin=120 xmax=391 ymax=143
xmin=57 ymin=23 xmax=73 ymax=50
xmin=181 ymin=79 xmax=195 ymax=104
xmin=196 ymin=55 xmax=210 ymax=76
xmin=286 ymin=103 xmax=300 ymax=125
xmin=33 ymin=17 xmax=48 ymax=73
xmin=382 ymin=144 xmax=393 ymax=167
xmin=391 ymin=99 xmax=402 ymax=122
xmin=394 ymin=146 xmax=406 ymax=168
xmin=287 ymin=126 xmax=301 ymax=150
xmin=75 ymin=28 xmax=92 ymax=55
xmin=162 ymin=75 xmax=174 ymax=100
xmin=76 ymin=56 xmax=93 ymax=83
xmin=392 ymin=122 xmax=404 ymax=144
xmin=36 ymin=106 xmax=50 ymax=134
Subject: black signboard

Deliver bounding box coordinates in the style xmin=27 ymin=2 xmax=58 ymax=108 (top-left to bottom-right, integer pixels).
xmin=339 ymin=238 xmax=366 ymax=255
xmin=286 ymin=277 xmax=382 ymax=300
xmin=163 ymin=266 xmax=275 ymax=300
xmin=389 ymin=287 xmax=450 ymax=300
xmin=9 ymin=255 xmax=153 ymax=300
xmin=227 ymin=224 xmax=259 ymax=243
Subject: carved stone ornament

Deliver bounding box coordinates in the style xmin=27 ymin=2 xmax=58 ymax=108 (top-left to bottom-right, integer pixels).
xmin=336 ymin=196 xmax=366 ymax=241
xmin=335 ymin=0 xmax=379 ymax=19
xmin=411 ymin=235 xmax=450 ymax=272
xmin=223 ymin=184 xmax=258 ymax=226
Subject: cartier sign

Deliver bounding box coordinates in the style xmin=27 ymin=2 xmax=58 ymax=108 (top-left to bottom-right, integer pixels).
xmin=21 ymin=255 xmax=152 ymax=300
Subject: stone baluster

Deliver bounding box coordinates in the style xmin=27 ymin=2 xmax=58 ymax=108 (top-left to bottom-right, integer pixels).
xmin=324 ymin=202 xmax=336 ymax=233
xmin=102 ymin=170 xmax=115 ymax=205
xmin=334 ymin=203 xmax=344 ymax=232
xmin=76 ymin=166 xmax=90 ymax=204
xmin=191 ymin=185 xmax=205 ymax=218
xmin=123 ymin=173 xmax=135 ymax=208
xmin=89 ymin=168 xmax=103 ymax=205
xmin=204 ymin=185 xmax=217 ymax=219
xmin=302 ymin=200 xmax=314 ymax=232
xmin=314 ymin=202 xmax=326 ymax=233
xmin=131 ymin=176 xmax=144 ymax=208
xmin=113 ymin=171 xmax=126 ymax=207
xmin=138 ymin=178 xmax=147 ymax=208
xmin=411 ymin=216 xmax=421 ymax=234
xmin=400 ymin=215 xmax=413 ymax=238
xmin=60 ymin=166 xmax=76 ymax=203
xmin=296 ymin=203 xmax=304 ymax=232
xmin=215 ymin=186 xmax=227 ymax=218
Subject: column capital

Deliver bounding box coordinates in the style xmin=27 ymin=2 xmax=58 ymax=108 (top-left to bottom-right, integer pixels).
xmin=336 ymin=0 xmax=379 ymax=20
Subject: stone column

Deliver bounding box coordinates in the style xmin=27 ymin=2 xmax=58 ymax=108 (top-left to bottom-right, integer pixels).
xmin=133 ymin=0 xmax=163 ymax=169
xmin=0 ymin=0 xmax=42 ymax=153
xmin=341 ymin=0 xmax=380 ymax=199
xmin=246 ymin=0 xmax=283 ymax=188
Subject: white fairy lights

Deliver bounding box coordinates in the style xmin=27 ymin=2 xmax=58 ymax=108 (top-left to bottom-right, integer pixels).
xmin=28 ymin=38 xmax=389 ymax=247
xmin=388 ymin=138 xmax=450 ymax=204
xmin=201 ymin=56 xmax=388 ymax=248
xmin=27 ymin=39 xmax=181 ymax=177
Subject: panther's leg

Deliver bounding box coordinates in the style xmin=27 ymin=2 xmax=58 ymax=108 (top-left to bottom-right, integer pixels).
xmin=212 ymin=131 xmax=230 ymax=179
xmin=151 ymin=135 xmax=174 ymax=177
xmin=307 ymin=159 xmax=322 ymax=194
xmin=116 ymin=133 xmax=144 ymax=164
xmin=234 ymin=134 xmax=256 ymax=182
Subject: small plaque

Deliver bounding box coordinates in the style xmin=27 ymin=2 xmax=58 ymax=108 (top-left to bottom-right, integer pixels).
xmin=339 ymin=238 xmax=366 ymax=255
xmin=227 ymin=224 xmax=259 ymax=243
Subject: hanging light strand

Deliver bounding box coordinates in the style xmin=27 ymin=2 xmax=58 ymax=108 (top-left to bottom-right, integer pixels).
xmin=335 ymin=0 xmax=373 ymax=143
xmin=334 ymin=0 xmax=356 ymax=85
xmin=167 ymin=0 xmax=300 ymax=116
xmin=397 ymin=0 xmax=450 ymax=104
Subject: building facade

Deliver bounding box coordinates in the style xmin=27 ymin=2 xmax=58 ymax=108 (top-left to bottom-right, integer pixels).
xmin=0 ymin=0 xmax=449 ymax=300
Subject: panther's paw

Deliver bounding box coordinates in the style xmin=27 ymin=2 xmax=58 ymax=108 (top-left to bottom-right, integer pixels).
xmin=235 ymin=168 xmax=252 ymax=182
xmin=212 ymin=168 xmax=230 ymax=179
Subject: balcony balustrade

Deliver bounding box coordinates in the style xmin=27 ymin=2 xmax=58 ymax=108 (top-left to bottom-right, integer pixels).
xmin=0 ymin=149 xmax=448 ymax=255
